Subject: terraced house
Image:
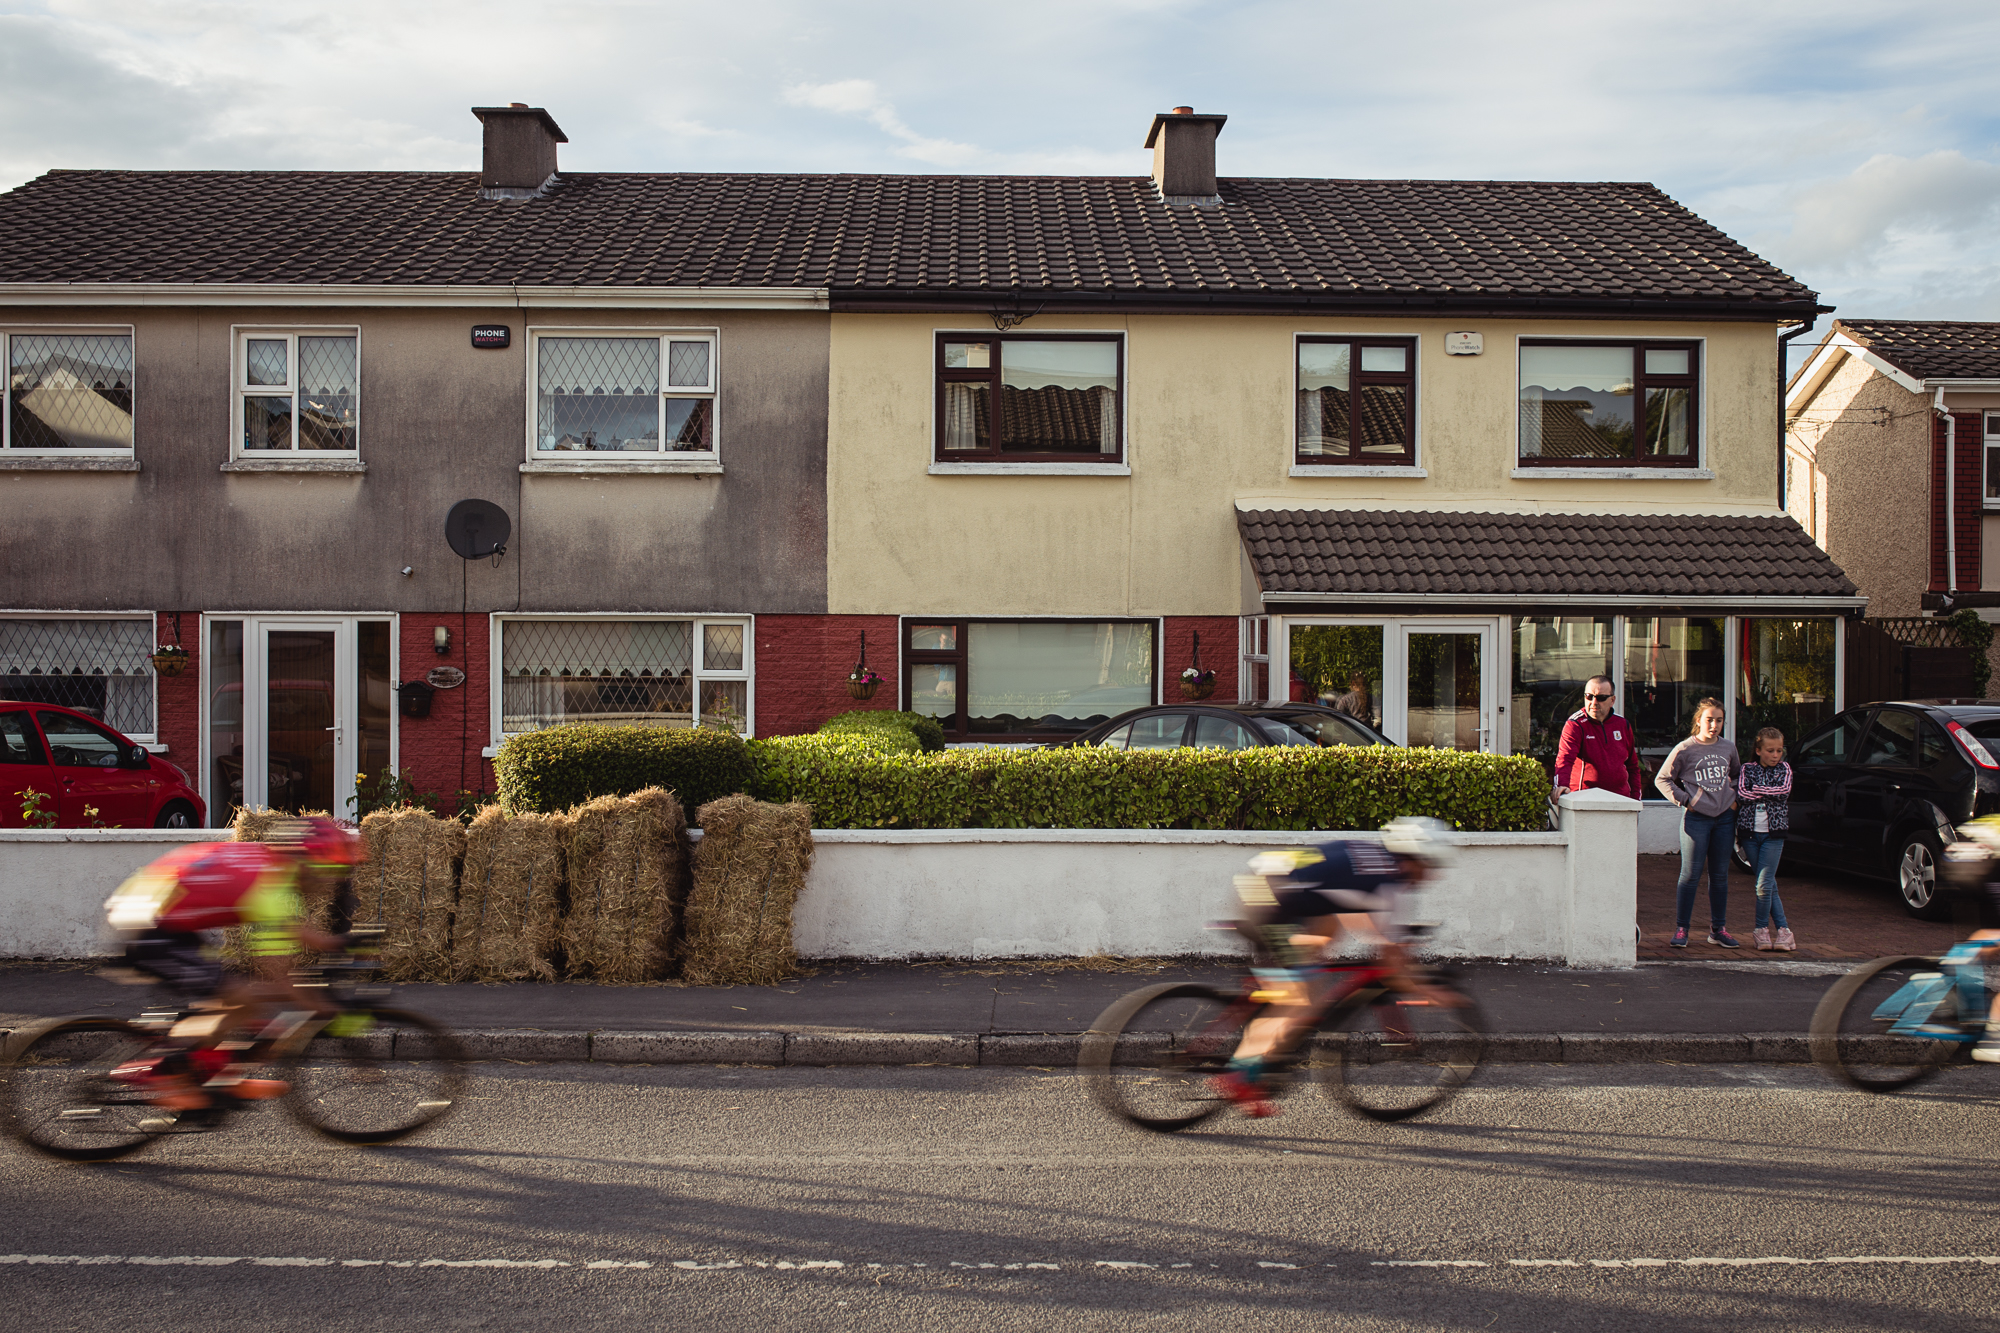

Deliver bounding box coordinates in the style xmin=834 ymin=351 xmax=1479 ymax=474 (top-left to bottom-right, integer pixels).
xmin=0 ymin=103 xmax=1858 ymax=826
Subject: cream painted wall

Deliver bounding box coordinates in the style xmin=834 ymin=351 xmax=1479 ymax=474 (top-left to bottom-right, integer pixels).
xmin=827 ymin=314 xmax=1784 ymax=615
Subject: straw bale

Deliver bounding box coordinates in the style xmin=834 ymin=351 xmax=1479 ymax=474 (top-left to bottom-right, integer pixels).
xmin=682 ymin=796 xmax=814 ymax=986
xmin=358 ymin=807 xmax=465 ymax=982
xmin=220 ymin=808 xmax=334 ymax=970
xmin=561 ymin=787 xmax=687 ymax=983
xmin=453 ymin=804 xmax=568 ymax=982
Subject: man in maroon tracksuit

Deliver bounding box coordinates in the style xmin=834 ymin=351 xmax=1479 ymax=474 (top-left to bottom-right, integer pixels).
xmin=1554 ymin=675 xmax=1642 ymax=798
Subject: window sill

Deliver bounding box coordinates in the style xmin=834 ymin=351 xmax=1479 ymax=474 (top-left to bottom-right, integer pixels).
xmin=221 ymin=457 xmax=366 ymax=473
xmin=0 ymin=456 xmax=139 ymax=472
xmin=928 ymin=461 xmax=1131 ymax=476
xmin=1290 ymin=464 xmax=1427 ymax=478
xmin=521 ymin=458 xmax=724 ymax=475
xmin=1511 ymin=466 xmax=1714 ymax=481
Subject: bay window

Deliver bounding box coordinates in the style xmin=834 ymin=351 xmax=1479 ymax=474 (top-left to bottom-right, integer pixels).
xmin=904 ymin=619 xmax=1155 ymax=738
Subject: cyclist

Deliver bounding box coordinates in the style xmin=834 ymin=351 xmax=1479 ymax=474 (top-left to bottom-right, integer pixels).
xmin=103 ymin=816 xmax=362 ymax=1112
xmin=1946 ymin=816 xmax=2000 ymax=1062
xmin=1213 ymin=816 xmax=1459 ymax=1117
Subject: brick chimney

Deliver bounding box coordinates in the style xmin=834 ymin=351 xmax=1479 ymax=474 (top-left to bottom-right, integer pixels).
xmin=1144 ymin=107 xmax=1227 ymax=206
xmin=472 ymin=104 xmax=568 ymax=199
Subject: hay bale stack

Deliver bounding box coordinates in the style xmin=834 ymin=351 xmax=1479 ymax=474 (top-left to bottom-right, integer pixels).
xmin=682 ymin=796 xmax=814 ymax=986
xmin=220 ymin=808 xmax=334 ymax=970
xmin=562 ymin=787 xmax=688 ymax=983
xmin=358 ymin=807 xmax=464 ymax=982
xmin=453 ymin=805 xmax=567 ymax=982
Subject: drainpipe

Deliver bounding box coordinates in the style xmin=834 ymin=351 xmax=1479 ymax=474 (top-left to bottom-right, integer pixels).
xmin=1778 ymin=322 xmax=1815 ymax=510
xmin=1937 ymin=385 xmax=1957 ymax=597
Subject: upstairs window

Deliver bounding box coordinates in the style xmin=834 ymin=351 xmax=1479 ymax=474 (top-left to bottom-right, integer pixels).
xmin=936 ymin=335 xmax=1123 ymax=463
xmin=235 ymin=330 xmax=358 ymax=455
xmin=1295 ymin=337 xmax=1416 ymax=465
xmin=1985 ymin=413 xmax=2000 ymax=507
xmin=4 ymin=331 xmax=134 ymax=453
xmin=1518 ymin=340 xmax=1699 ymax=467
xmin=532 ymin=333 xmax=716 ymax=457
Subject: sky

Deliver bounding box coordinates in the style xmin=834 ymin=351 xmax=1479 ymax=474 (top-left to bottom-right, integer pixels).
xmin=5 ymin=0 xmax=2000 ymax=364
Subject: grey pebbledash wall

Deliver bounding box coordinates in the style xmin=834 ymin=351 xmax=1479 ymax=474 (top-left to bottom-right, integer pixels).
xmin=0 ymin=304 xmax=830 ymax=616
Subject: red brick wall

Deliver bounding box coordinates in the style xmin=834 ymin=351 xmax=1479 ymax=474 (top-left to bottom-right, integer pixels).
xmin=395 ymin=614 xmax=493 ymax=810
xmin=154 ymin=610 xmax=202 ymax=768
xmin=1161 ymin=616 xmax=1240 ymax=701
xmin=1930 ymin=411 xmax=1983 ymax=591
xmin=754 ymin=614 xmax=900 ymax=737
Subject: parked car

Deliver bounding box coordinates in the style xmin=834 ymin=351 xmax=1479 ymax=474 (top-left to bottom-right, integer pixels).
xmin=0 ymin=700 xmax=205 ymax=829
xmin=1774 ymin=699 xmax=2000 ymax=919
xmin=1045 ymin=701 xmax=1395 ymax=751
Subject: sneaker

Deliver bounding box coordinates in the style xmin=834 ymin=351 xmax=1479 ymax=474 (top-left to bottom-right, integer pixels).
xmin=1210 ymin=1072 xmax=1280 ymax=1119
xmin=1671 ymin=927 xmax=1689 ymax=948
xmin=1707 ymin=929 xmax=1741 ymax=949
xmin=1753 ymin=928 xmax=1772 ymax=951
xmin=1774 ymin=929 xmax=1796 ymax=953
xmin=1974 ymin=1037 xmax=2000 ymax=1064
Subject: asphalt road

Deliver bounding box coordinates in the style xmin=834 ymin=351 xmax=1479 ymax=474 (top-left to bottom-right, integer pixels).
xmin=5 ymin=1062 xmax=2000 ymax=1331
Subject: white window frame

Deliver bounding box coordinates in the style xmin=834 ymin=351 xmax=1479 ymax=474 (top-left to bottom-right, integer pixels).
xmin=0 ymin=610 xmax=159 ymax=743
xmin=1985 ymin=413 xmax=2000 ymax=510
xmin=489 ymin=613 xmax=754 ymax=742
xmin=230 ymin=326 xmax=362 ymax=460
xmin=523 ymin=327 xmax=721 ymax=473
xmin=1510 ymin=335 xmax=1712 ymax=480
xmin=1 ymin=325 xmax=137 ymax=455
xmin=1288 ymin=331 xmax=1426 ymax=478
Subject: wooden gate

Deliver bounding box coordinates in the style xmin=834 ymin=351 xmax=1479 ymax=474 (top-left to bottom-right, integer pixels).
xmin=1844 ymin=617 xmax=1976 ymax=705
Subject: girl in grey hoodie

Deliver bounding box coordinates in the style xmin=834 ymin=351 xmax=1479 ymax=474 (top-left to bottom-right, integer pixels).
xmin=1655 ymin=698 xmax=1742 ymax=948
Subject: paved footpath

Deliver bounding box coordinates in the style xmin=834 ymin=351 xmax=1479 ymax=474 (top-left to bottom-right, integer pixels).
xmin=0 ymin=955 xmax=1870 ymax=1066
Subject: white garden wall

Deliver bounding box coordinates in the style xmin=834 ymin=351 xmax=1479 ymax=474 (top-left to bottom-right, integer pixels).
xmin=0 ymin=790 xmax=1638 ymax=968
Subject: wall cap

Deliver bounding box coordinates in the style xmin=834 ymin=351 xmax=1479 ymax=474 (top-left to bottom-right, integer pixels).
xmin=1558 ymin=788 xmax=1644 ymax=811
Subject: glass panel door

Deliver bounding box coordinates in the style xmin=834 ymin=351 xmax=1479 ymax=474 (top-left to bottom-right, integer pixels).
xmin=1403 ymin=628 xmax=1489 ymax=752
xmin=218 ymin=617 xmax=396 ymax=817
xmin=264 ymin=625 xmax=340 ymax=814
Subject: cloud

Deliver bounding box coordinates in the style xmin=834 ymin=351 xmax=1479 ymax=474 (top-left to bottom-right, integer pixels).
xmin=1773 ymin=150 xmax=2000 ymax=272
xmin=782 ymin=78 xmax=981 ymax=167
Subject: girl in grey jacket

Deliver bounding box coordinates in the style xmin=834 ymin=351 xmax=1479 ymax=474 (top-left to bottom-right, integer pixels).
xmin=1655 ymin=699 xmax=1742 ymax=948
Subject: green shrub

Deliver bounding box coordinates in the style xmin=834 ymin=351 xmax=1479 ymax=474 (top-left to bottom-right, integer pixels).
xmin=749 ymin=739 xmax=1549 ymax=832
xmin=495 ymin=724 xmax=755 ymax=814
xmin=818 ymin=709 xmax=946 ymax=753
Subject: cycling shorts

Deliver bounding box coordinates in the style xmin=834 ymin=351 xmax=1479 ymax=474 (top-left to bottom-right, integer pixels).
xmin=1274 ymin=883 xmax=1398 ymax=918
xmin=124 ymin=931 xmax=225 ymax=1000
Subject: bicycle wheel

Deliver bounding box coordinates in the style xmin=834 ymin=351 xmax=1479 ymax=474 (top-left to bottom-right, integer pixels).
xmin=1809 ymin=955 xmax=1962 ymax=1093
xmin=1079 ymin=982 xmax=1254 ymax=1133
xmin=0 ymin=1017 xmax=171 ymax=1162
xmin=281 ymin=1008 xmax=467 ymax=1145
xmin=1318 ymin=984 xmax=1486 ymax=1123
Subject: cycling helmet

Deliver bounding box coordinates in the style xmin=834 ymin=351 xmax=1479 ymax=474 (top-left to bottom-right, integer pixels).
xmin=266 ymin=815 xmax=362 ymax=869
xmin=1379 ymin=816 xmax=1458 ymax=868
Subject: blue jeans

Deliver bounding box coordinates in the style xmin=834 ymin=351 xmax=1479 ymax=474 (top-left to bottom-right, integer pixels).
xmin=1741 ymin=831 xmax=1788 ymax=929
xmin=1675 ymin=808 xmax=1735 ymax=931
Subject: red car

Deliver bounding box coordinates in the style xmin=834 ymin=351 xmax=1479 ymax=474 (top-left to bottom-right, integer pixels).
xmin=1 ymin=701 xmax=205 ymax=829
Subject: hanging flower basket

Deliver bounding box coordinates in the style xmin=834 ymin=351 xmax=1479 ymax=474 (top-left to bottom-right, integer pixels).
xmin=1178 ymin=666 xmax=1215 ymax=700
xmin=150 ymin=648 xmax=189 ymax=678
xmin=846 ymin=667 xmax=883 ymax=701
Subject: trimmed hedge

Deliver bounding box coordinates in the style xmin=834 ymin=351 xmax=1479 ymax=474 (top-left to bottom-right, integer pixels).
xmin=818 ymin=709 xmax=946 ymax=753
xmin=495 ymin=724 xmax=754 ymax=815
xmin=747 ymin=740 xmax=1550 ymax=833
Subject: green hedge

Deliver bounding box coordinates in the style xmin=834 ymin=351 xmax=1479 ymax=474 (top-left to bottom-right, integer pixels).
xmin=747 ymin=740 xmax=1550 ymax=832
xmin=495 ymin=724 xmax=755 ymax=814
xmin=818 ymin=709 xmax=946 ymax=753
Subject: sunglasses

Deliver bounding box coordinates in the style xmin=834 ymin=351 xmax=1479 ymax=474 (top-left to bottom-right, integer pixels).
xmin=1584 ymin=693 xmax=1614 ymax=702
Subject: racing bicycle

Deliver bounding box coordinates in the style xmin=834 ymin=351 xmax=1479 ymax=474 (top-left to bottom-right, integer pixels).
xmin=1810 ymin=943 xmax=1993 ymax=1092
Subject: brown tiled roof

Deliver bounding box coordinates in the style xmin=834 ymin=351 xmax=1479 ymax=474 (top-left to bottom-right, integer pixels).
xmin=1833 ymin=318 xmax=2000 ymax=380
xmin=1237 ymin=509 xmax=1857 ymax=598
xmin=0 ymin=170 xmax=1820 ymax=315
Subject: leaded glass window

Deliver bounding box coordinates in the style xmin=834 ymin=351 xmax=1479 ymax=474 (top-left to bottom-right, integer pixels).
xmin=4 ymin=332 xmax=134 ymax=451
xmin=499 ymin=617 xmax=750 ymax=734
xmin=235 ymin=330 xmax=358 ymax=453
xmin=534 ymin=333 xmax=716 ymax=455
xmin=0 ymin=617 xmax=155 ymax=735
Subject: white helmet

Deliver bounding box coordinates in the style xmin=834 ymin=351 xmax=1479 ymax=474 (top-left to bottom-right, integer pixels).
xmin=1380 ymin=816 xmax=1458 ymax=868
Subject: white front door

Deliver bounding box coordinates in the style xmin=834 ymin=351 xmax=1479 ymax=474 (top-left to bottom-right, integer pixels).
xmin=1281 ymin=617 xmax=1498 ymax=752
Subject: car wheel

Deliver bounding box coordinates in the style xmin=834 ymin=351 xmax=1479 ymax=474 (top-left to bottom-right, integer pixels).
xmin=153 ymin=801 xmax=198 ymax=830
xmin=1896 ymin=830 xmax=1952 ymax=921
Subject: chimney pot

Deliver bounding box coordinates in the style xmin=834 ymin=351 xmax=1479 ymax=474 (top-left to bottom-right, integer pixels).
xmin=1144 ymin=109 xmax=1227 ymax=203
xmin=510 ymin=101 xmax=527 ymax=108
xmin=471 ymin=105 xmax=568 ymax=195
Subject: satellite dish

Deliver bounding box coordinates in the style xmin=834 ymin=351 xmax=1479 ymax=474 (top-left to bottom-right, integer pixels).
xmin=445 ymin=499 xmax=511 ymax=559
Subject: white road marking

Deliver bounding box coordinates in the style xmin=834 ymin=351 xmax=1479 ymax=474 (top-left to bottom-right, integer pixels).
xmin=3 ymin=1252 xmax=2000 ymax=1274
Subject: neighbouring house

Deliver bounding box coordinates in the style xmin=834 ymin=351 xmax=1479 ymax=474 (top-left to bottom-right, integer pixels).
xmin=0 ymin=102 xmax=1859 ymax=827
xmin=1785 ymin=318 xmax=2000 ymax=691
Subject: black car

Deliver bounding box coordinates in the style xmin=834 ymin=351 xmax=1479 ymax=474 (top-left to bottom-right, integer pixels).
xmin=1044 ymin=701 xmax=1394 ymax=751
xmin=1778 ymin=699 xmax=2000 ymax=918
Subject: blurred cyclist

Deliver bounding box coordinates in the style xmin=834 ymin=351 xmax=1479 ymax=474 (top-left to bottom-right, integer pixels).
xmin=1944 ymin=816 xmax=2000 ymax=1062
xmin=1214 ymin=816 xmax=1459 ymax=1117
xmin=103 ymin=816 xmax=362 ymax=1112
